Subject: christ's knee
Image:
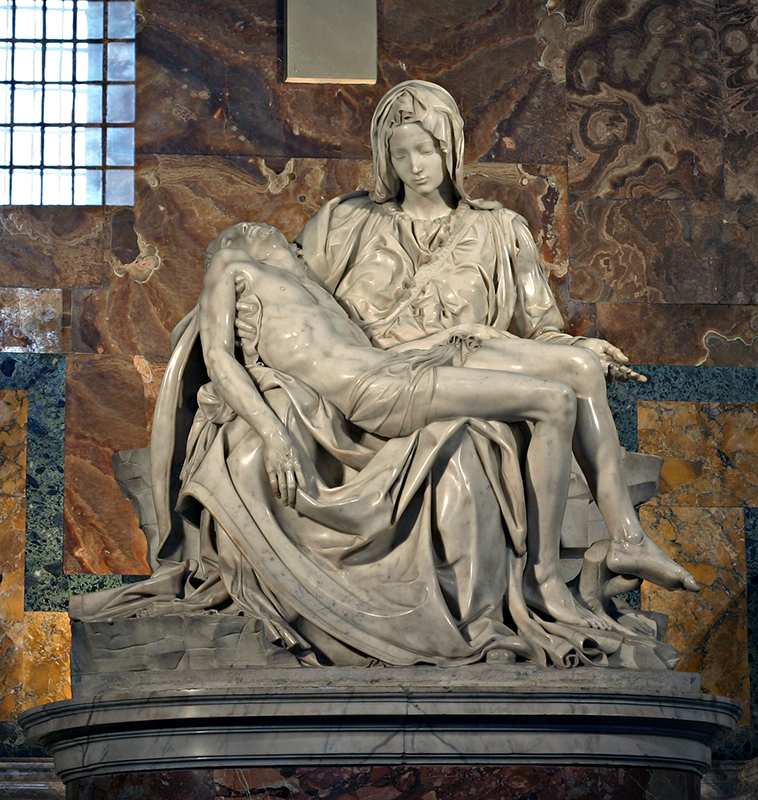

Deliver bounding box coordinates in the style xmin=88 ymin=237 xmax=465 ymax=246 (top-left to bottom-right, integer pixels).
xmin=540 ymin=383 xmax=577 ymax=431
xmin=566 ymin=348 xmax=605 ymax=395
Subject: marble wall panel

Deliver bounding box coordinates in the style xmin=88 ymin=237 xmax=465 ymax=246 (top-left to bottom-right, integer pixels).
xmin=0 ymin=391 xmax=26 ymax=499
xmin=595 ymin=303 xmax=758 ymax=366
xmin=0 ymin=208 xmax=107 ymax=290
xmin=569 ymin=199 xmax=724 ymax=304
xmin=637 ymin=400 xmax=755 ymax=718
xmin=567 ymin=0 xmax=722 ymax=199
xmin=0 ymin=498 xmax=25 ymax=722
xmin=18 ymin=612 xmax=71 ymax=713
xmin=64 ymin=356 xmax=159 ymax=575
xmin=720 ymin=0 xmax=758 ymax=202
xmin=465 ymin=163 xmax=569 ymax=279
xmin=137 ymin=0 xmax=566 ymax=163
xmin=638 ymin=402 xmax=758 ymax=507
xmin=640 ymin=506 xmax=748 ymax=718
xmin=723 ymin=202 xmax=758 ymax=305
xmin=0 ymin=290 xmax=62 ymax=353
xmin=0 ymin=391 xmax=28 ymax=720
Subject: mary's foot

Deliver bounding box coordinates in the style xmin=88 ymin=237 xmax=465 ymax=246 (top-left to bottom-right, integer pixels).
xmin=524 ymin=573 xmax=613 ymax=631
xmin=606 ymin=536 xmax=700 ymax=592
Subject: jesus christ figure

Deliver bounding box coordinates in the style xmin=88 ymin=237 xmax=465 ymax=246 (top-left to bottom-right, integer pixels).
xmin=199 ymin=221 xmax=698 ymax=634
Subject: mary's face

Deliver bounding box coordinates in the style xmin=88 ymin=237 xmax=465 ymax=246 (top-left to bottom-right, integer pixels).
xmin=388 ymin=122 xmax=448 ymax=197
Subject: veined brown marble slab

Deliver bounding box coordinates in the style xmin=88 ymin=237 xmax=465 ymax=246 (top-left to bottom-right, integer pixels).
xmin=722 ymin=202 xmax=758 ymax=305
xmin=595 ymin=303 xmax=758 ymax=365
xmin=64 ymin=356 xmax=160 ymax=575
xmin=465 ymin=163 xmax=568 ymax=279
xmin=569 ymin=199 xmax=724 ymax=304
xmin=137 ymin=0 xmax=565 ymax=163
xmin=641 ymin=505 xmax=748 ymax=720
xmin=0 ymin=391 xmax=26 ymax=498
xmin=567 ymin=0 xmax=721 ymax=199
xmin=721 ymin=0 xmax=758 ymax=202
xmin=0 ymin=207 xmax=107 ymax=289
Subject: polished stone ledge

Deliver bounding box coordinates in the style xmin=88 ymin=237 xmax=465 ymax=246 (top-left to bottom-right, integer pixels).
xmin=0 ymin=759 xmax=65 ymax=798
xmin=19 ymin=667 xmax=741 ymax=783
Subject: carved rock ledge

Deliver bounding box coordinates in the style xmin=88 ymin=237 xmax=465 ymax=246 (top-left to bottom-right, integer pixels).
xmin=21 ymin=663 xmax=740 ymax=784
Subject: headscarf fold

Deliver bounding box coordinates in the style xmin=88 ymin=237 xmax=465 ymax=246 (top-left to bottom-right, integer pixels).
xmin=370 ymin=80 xmax=498 ymax=210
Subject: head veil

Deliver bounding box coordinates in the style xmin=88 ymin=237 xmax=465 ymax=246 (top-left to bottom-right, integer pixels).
xmin=370 ymin=80 xmax=499 ymax=211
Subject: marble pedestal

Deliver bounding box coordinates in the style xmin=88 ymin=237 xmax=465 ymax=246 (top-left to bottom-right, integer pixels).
xmin=20 ymin=662 xmax=740 ymax=800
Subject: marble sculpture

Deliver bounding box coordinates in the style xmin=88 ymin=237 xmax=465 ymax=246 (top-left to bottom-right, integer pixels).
xmin=71 ymin=81 xmax=700 ymax=670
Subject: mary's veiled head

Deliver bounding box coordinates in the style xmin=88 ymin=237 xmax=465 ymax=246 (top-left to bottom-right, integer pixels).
xmin=370 ymin=81 xmax=466 ymax=204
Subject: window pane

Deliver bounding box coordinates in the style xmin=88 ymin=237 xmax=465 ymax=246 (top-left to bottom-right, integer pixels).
xmin=106 ymin=126 xmax=132 ymax=165
xmin=44 ymin=126 xmax=73 ymax=165
xmin=0 ymin=43 xmax=12 ymax=82
xmin=15 ymin=2 xmax=44 ymax=40
xmin=43 ymin=85 xmax=74 ymax=123
xmin=75 ymin=1 xmax=103 ymax=39
xmin=0 ymin=85 xmax=10 ymax=124
xmin=74 ymin=166 xmax=101 ymax=203
xmin=12 ymin=126 xmax=42 ymax=165
xmin=74 ymin=83 xmax=102 ymax=122
xmin=106 ymin=41 xmax=134 ymax=82
xmin=11 ymin=167 xmax=42 ymax=203
xmin=75 ymin=42 xmax=103 ymax=81
xmin=0 ymin=169 xmax=8 ymax=204
xmin=0 ymin=127 xmax=9 ymax=165
xmin=14 ymin=42 xmax=43 ymax=82
xmin=75 ymin=126 xmax=101 ymax=164
xmin=43 ymin=167 xmax=73 ymax=203
xmin=13 ymin=85 xmax=43 ymax=123
xmin=46 ymin=1 xmax=75 ymax=39
xmin=0 ymin=6 xmax=12 ymax=42
xmin=105 ymin=167 xmax=133 ymax=204
xmin=106 ymin=83 xmax=133 ymax=122
xmin=45 ymin=42 xmax=75 ymax=82
xmin=107 ymin=1 xmax=135 ymax=38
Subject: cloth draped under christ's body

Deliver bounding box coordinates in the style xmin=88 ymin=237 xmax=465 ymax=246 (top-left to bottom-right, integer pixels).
xmin=70 ymin=194 xmax=671 ymax=668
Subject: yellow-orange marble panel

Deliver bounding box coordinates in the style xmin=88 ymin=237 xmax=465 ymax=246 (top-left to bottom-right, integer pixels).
xmin=20 ymin=612 xmax=71 ymax=712
xmin=0 ymin=390 xmax=27 ymax=497
xmin=0 ymin=620 xmax=24 ymax=720
xmin=638 ymin=402 xmax=758 ymax=507
xmin=0 ymin=496 xmax=25 ymax=624
xmin=640 ymin=506 xmax=748 ymax=721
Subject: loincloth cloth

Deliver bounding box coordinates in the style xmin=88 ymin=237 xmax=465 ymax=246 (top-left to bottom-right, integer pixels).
xmin=346 ymin=332 xmax=481 ymax=438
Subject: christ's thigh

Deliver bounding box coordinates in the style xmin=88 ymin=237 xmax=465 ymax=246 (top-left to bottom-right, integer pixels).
xmin=464 ymin=338 xmax=601 ymax=390
xmin=429 ymin=365 xmax=575 ymax=426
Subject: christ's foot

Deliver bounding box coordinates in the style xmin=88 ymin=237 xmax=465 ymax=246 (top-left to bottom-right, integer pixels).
xmin=524 ymin=574 xmax=613 ymax=631
xmin=606 ymin=537 xmax=700 ymax=592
